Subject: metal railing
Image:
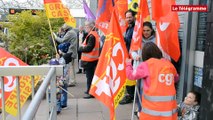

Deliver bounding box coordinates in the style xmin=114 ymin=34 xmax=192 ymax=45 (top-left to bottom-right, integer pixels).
xmin=0 ymin=65 xmax=63 ymax=120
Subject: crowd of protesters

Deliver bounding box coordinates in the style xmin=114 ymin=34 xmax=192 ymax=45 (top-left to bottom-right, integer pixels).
xmin=46 ymin=7 xmax=201 ymax=119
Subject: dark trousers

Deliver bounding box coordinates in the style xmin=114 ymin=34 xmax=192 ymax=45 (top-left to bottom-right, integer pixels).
xmin=85 ymin=66 xmax=96 ymax=93
xmin=126 ymin=85 xmax=135 ymax=99
xmin=77 ymin=51 xmax=82 ymax=72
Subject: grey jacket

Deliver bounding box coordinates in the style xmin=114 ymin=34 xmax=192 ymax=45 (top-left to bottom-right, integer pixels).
xmin=178 ymin=102 xmax=200 ymax=120
xmin=55 ymin=27 xmax=77 ymax=59
xmin=131 ymin=35 xmax=156 ymax=61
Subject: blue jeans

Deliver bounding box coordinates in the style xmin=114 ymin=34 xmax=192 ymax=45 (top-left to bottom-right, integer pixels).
xmin=57 ymin=92 xmax=62 ymax=112
xmin=48 ymin=89 xmax=62 ymax=112
xmin=61 ymin=84 xmax=68 ymax=107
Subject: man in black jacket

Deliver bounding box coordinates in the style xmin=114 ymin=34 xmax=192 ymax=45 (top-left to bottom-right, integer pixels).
xmin=78 ymin=20 xmax=99 ymax=99
xmin=119 ymin=9 xmax=136 ymax=105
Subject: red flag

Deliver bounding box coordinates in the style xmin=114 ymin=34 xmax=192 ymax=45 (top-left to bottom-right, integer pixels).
xmin=152 ymin=0 xmax=179 ymax=23
xmin=130 ymin=0 xmax=150 ymax=52
xmin=96 ymin=0 xmax=114 ymax=34
xmin=114 ymin=0 xmax=128 ymax=33
xmin=90 ymin=8 xmax=128 ymax=120
xmin=152 ymin=0 xmax=180 ymax=62
xmin=0 ymin=48 xmax=40 ymax=116
xmin=156 ymin=22 xmax=180 ymax=62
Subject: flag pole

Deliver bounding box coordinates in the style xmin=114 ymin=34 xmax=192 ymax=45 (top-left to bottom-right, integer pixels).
xmin=131 ymin=50 xmax=143 ymax=120
xmin=131 ymin=78 xmax=142 ymax=120
xmin=47 ymin=18 xmax=58 ymax=55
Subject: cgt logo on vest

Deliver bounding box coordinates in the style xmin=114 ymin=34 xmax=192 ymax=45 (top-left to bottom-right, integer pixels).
xmin=158 ymin=73 xmax=174 ymax=86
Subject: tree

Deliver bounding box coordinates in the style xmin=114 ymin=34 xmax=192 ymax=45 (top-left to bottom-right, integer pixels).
xmin=1 ymin=10 xmax=64 ymax=65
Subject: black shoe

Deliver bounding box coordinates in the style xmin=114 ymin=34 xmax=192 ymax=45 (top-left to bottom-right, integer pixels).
xmin=134 ymin=111 xmax=139 ymax=119
xmin=76 ymin=71 xmax=82 ymax=74
xmin=68 ymin=84 xmax=76 ymax=87
xmin=119 ymin=95 xmax=133 ymax=105
xmin=57 ymin=111 xmax=61 ymax=115
xmin=84 ymin=91 xmax=89 ymax=94
xmin=83 ymin=95 xmax=94 ymax=99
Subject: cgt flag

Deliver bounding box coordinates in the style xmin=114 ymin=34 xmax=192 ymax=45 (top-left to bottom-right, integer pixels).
xmin=114 ymin=0 xmax=128 ymax=33
xmin=44 ymin=0 xmax=76 ymax=27
xmin=90 ymin=8 xmax=128 ymax=120
xmin=0 ymin=48 xmax=40 ymax=116
xmin=152 ymin=0 xmax=180 ymax=62
xmin=130 ymin=0 xmax=150 ymax=52
xmin=156 ymin=22 xmax=180 ymax=62
xmin=96 ymin=0 xmax=114 ymax=34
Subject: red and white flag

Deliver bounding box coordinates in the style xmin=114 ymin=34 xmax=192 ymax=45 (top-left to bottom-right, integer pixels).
xmin=0 ymin=48 xmax=40 ymax=116
xmin=95 ymin=0 xmax=114 ymax=34
xmin=152 ymin=0 xmax=180 ymax=62
xmin=90 ymin=8 xmax=128 ymax=120
xmin=130 ymin=0 xmax=150 ymax=52
xmin=114 ymin=0 xmax=128 ymax=33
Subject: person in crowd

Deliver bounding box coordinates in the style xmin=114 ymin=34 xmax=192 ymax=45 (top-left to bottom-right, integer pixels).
xmin=57 ymin=43 xmax=73 ymax=109
xmin=126 ymin=42 xmax=179 ymax=120
xmin=131 ymin=21 xmax=156 ymax=117
xmin=131 ymin=21 xmax=156 ymax=61
xmin=78 ymin=20 xmax=100 ymax=99
xmin=57 ymin=27 xmax=65 ymax=38
xmin=54 ymin=23 xmax=77 ymax=87
xmin=178 ymin=91 xmax=200 ymax=120
xmin=76 ymin=25 xmax=87 ymax=74
xmin=49 ymin=46 xmax=72 ymax=112
xmin=49 ymin=27 xmax=65 ymax=52
xmin=48 ymin=58 xmax=62 ymax=114
xmin=119 ymin=9 xmax=136 ymax=105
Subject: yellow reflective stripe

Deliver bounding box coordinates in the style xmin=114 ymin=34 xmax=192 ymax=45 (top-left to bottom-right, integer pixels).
xmin=82 ymin=53 xmax=99 ymax=59
xmin=142 ymin=107 xmax=177 ymax=117
xmin=144 ymin=94 xmax=176 ymax=102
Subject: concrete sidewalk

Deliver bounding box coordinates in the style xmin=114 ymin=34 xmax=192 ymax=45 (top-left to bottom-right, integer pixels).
xmin=35 ymin=70 xmax=138 ymax=120
xmin=61 ymin=60 xmax=138 ymax=120
xmin=55 ymin=98 xmax=136 ymax=120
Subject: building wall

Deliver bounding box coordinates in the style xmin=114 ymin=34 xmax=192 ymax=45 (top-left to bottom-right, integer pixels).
xmin=175 ymin=0 xmax=193 ymax=102
xmin=176 ymin=0 xmax=210 ymax=102
xmin=200 ymin=0 xmax=213 ymax=119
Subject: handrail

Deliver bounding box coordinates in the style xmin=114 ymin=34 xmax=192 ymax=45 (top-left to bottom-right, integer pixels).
xmin=22 ymin=67 xmax=55 ymax=120
xmin=0 ymin=65 xmax=63 ymax=120
xmin=0 ymin=65 xmax=63 ymax=76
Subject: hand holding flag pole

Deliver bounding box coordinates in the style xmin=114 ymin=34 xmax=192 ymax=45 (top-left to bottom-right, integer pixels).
xmin=43 ymin=0 xmax=77 ymax=55
xmin=129 ymin=0 xmax=150 ymax=119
